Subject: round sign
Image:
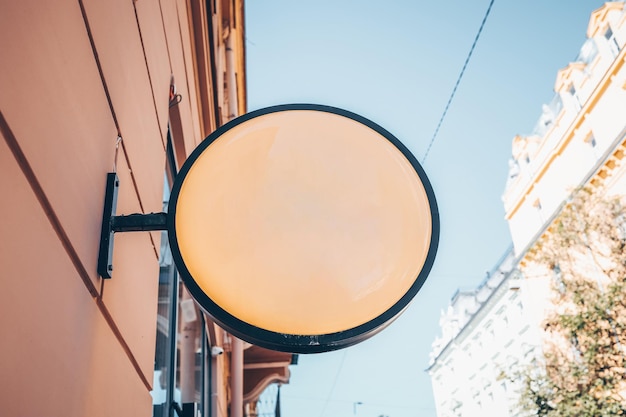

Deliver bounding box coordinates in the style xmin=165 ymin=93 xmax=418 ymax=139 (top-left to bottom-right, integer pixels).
xmin=167 ymin=104 xmax=439 ymax=353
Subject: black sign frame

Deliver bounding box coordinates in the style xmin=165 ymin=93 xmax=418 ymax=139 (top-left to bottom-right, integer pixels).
xmin=166 ymin=103 xmax=440 ymax=353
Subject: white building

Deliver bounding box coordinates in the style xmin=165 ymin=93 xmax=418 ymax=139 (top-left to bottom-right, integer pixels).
xmin=504 ymin=2 xmax=626 ymax=258
xmin=427 ymin=248 xmax=550 ymax=417
xmin=429 ymin=3 xmax=626 ymax=416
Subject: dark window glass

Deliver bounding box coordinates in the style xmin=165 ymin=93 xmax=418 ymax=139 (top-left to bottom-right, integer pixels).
xmin=152 ymin=134 xmax=179 ymax=417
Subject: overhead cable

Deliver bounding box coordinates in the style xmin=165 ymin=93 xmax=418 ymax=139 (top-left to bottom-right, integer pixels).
xmin=421 ymin=0 xmax=495 ymax=163
xmin=318 ymin=351 xmax=348 ymax=417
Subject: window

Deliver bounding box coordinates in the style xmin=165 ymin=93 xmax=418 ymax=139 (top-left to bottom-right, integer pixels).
xmin=605 ymin=26 xmax=621 ymax=57
xmin=585 ymin=132 xmax=600 ymax=159
xmin=523 ymin=344 xmax=535 ymax=359
xmin=152 ymin=136 xmax=180 ymax=417
xmin=568 ymin=84 xmax=582 ymax=111
xmin=445 ymin=359 xmax=455 ymax=373
xmin=588 ymin=135 xmax=597 ymax=148
xmin=463 ymin=344 xmax=472 ymax=359
xmin=484 ymin=321 xmax=494 ymax=341
xmin=152 ymin=132 xmax=210 ymax=417
xmin=472 ymin=391 xmax=481 ymax=409
xmin=552 ymin=264 xmax=565 ymax=294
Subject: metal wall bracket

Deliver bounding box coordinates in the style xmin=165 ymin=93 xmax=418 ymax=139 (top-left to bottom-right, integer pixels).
xmin=97 ymin=172 xmax=168 ymax=278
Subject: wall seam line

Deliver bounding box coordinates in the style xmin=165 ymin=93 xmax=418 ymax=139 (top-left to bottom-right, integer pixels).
xmin=0 ymin=110 xmax=100 ymax=298
xmin=96 ymin=298 xmax=153 ymax=391
xmin=77 ymin=0 xmax=147 ymax=215
xmin=133 ymin=2 xmax=168 ymax=153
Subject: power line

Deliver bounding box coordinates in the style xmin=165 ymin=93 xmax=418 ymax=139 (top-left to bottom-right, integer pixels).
xmin=318 ymin=350 xmax=348 ymax=417
xmin=421 ymin=0 xmax=495 ymax=163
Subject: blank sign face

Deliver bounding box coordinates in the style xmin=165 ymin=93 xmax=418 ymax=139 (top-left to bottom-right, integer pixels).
xmin=168 ymin=104 xmax=438 ymax=353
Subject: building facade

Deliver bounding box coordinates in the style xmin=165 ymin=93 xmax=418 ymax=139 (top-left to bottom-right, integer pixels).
xmin=503 ymin=1 xmax=626 ymax=259
xmin=427 ymin=248 xmax=549 ymax=417
xmin=0 ymin=1 xmax=294 ymax=417
xmin=429 ymin=2 xmax=626 ymax=416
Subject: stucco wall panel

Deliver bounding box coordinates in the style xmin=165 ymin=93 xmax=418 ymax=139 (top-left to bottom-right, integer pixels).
xmin=0 ymin=136 xmax=150 ymax=417
xmin=82 ymin=0 xmax=166 ymax=216
xmin=101 ymin=154 xmax=160 ymax=383
xmin=161 ymin=0 xmax=201 ymax=154
xmin=135 ymin=0 xmax=173 ymax=144
xmin=0 ymin=0 xmax=118 ymax=291
xmin=177 ymin=0 xmax=204 ymax=144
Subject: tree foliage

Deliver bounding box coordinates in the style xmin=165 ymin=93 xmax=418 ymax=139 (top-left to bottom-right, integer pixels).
xmin=513 ymin=187 xmax=626 ymax=416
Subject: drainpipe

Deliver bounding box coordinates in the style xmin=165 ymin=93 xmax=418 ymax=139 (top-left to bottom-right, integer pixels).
xmin=225 ymin=31 xmax=238 ymax=122
xmin=211 ymin=355 xmax=219 ymax=417
xmin=180 ymin=292 xmax=198 ymax=415
xmin=231 ymin=337 xmax=244 ymax=417
xmin=180 ymin=326 xmax=196 ymax=402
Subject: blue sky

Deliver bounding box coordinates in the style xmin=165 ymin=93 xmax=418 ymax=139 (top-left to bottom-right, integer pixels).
xmin=245 ymin=1 xmax=605 ymax=416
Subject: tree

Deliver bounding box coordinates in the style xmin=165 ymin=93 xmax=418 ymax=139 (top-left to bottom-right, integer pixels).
xmin=512 ymin=187 xmax=626 ymax=416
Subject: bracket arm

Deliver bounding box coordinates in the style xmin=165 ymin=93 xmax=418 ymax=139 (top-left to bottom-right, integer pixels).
xmin=111 ymin=212 xmax=168 ymax=232
xmin=97 ymin=173 xmax=168 ymax=279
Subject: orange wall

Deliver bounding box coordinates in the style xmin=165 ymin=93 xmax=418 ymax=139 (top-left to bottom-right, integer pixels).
xmin=0 ymin=0 xmax=220 ymax=415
